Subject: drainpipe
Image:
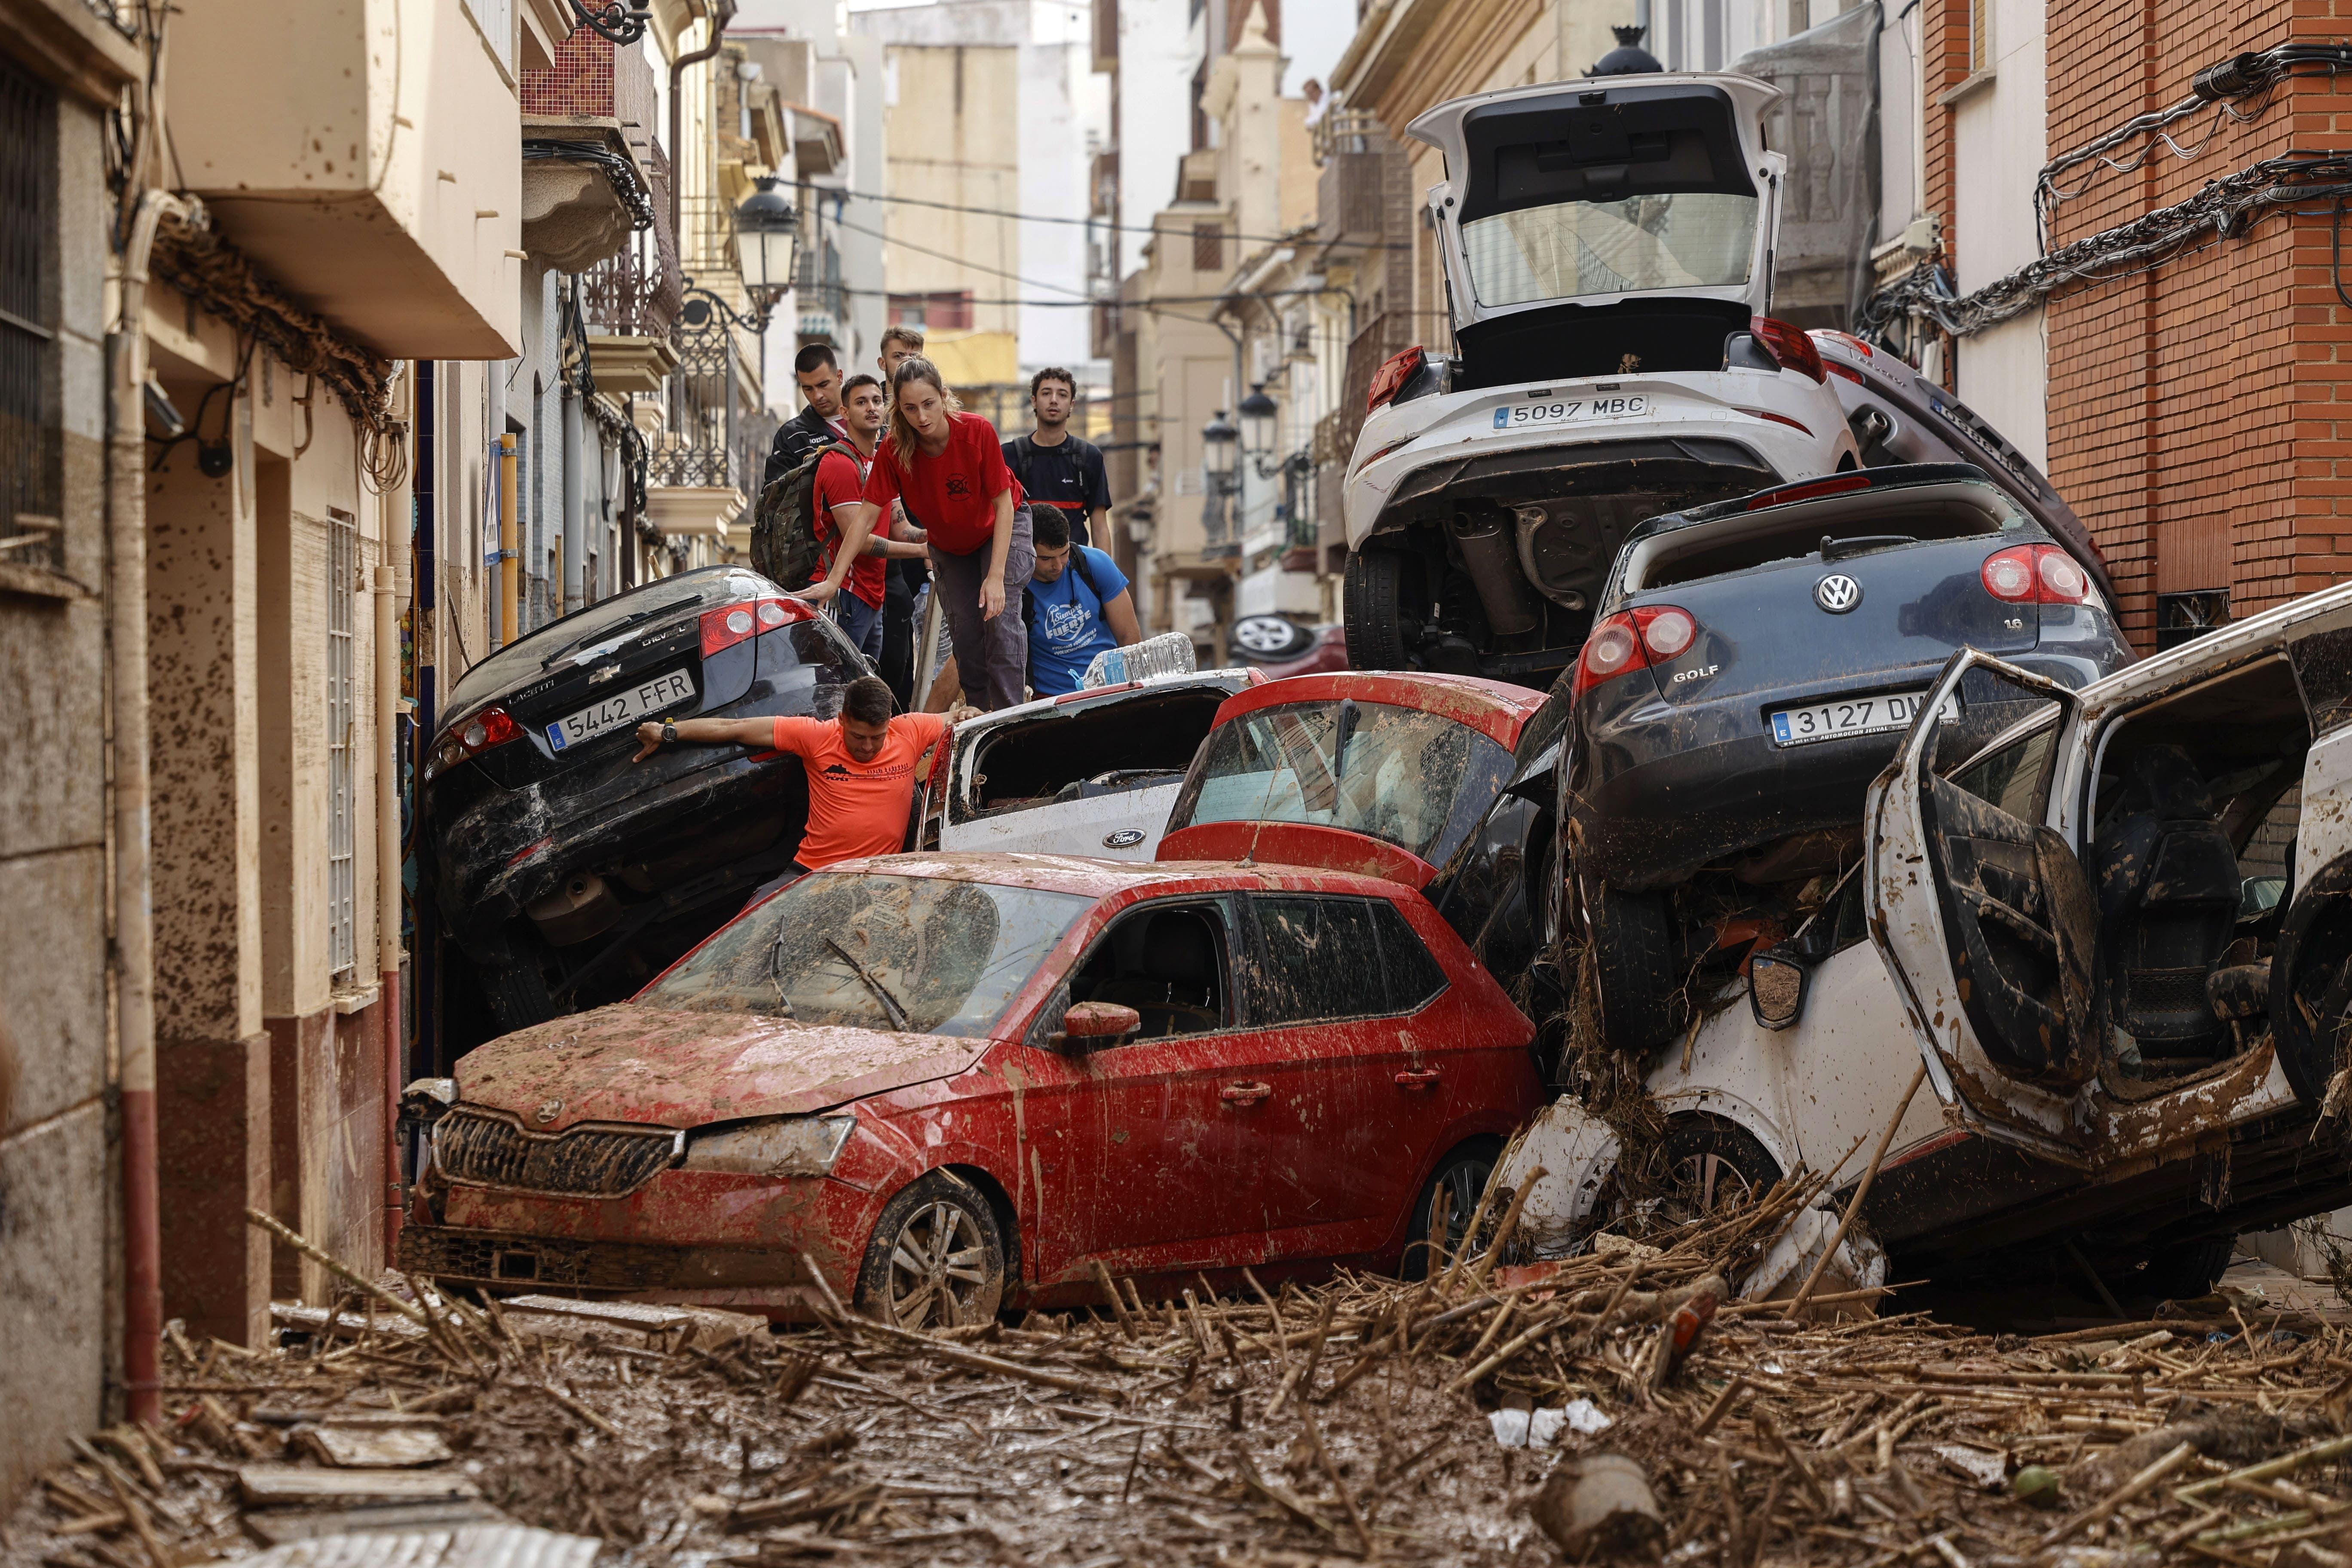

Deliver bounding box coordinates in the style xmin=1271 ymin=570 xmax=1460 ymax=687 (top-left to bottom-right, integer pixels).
xmin=667 ymin=0 xmax=738 ymax=246
xmin=110 ymin=187 xmax=186 ymax=1428
xmin=561 ymin=379 xmax=584 ymax=617
xmin=374 ymin=530 xmax=401 ymax=1256
xmin=497 ymin=432 xmax=519 ymax=647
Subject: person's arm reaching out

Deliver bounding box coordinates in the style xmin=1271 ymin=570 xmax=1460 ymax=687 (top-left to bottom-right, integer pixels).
xmin=630 ymin=716 xmax=775 ymax=762
xmin=796 ymin=501 xmax=875 ymax=605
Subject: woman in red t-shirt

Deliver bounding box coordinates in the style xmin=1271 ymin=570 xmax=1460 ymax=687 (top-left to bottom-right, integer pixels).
xmin=854 ymin=358 xmax=1035 ymax=711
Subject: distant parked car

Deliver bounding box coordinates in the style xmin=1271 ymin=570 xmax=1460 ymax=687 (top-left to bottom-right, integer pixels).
xmin=1340 ymin=72 xmax=1859 ymax=685
xmin=397 ymin=854 xmax=1544 ymax=1323
xmin=1566 ymin=462 xmax=2135 ymax=1050
xmin=1228 ymin=616 xmax=1350 ymax=680
xmin=421 ymin=566 xmax=870 ymax=1045
xmin=935 ymin=668 xmax=1262 ymax=860
xmin=1510 ymin=574 xmax=2352 ymax=1299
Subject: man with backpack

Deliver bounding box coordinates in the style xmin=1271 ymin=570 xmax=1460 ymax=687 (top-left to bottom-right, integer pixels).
xmin=1023 ymin=507 xmax=1142 ymax=696
xmin=779 ymin=374 xmax=920 ymax=660
xmin=1003 ymin=367 xmax=1111 ymax=548
xmin=762 ymin=343 xmax=851 ymax=492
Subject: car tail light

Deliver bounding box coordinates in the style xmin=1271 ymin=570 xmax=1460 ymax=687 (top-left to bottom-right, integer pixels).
xmin=700 ymin=595 xmax=809 ymax=658
xmin=1982 ymin=544 xmax=2095 ymax=605
xmin=427 ymin=705 xmax=521 ymax=780
xmin=1366 ymin=345 xmax=1426 ymax=412
xmin=1745 ymin=473 xmax=1873 ymax=511
xmin=1750 ymin=316 xmax=1827 ymax=383
xmin=1574 ymin=606 xmax=1698 ymax=696
xmin=1812 ymin=328 xmax=1874 ymax=359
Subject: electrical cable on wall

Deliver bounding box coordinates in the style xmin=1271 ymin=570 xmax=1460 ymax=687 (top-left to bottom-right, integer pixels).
xmin=1866 ymin=150 xmax=2352 ymax=346
xmin=2035 ymin=43 xmax=2352 ymax=250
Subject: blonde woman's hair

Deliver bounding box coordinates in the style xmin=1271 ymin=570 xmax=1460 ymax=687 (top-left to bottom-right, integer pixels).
xmin=886 ymin=356 xmax=961 ymax=460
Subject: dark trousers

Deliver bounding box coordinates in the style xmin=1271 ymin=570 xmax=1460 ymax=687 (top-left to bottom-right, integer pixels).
xmin=879 ymin=562 xmax=919 ymax=708
xmin=929 ymin=507 xmax=1035 ymax=712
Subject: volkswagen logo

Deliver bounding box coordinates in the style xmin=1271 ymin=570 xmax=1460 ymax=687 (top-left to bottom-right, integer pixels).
xmin=1102 ymin=829 xmax=1146 ymax=849
xmin=1814 ymin=574 xmax=1863 ymax=613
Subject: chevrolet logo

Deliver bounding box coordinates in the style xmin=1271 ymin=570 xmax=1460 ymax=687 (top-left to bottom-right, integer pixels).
xmin=589 ymin=663 xmax=622 ymax=684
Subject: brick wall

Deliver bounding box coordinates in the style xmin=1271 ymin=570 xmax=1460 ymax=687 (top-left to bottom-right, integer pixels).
xmin=521 ymin=26 xmax=613 ymax=119
xmin=1951 ymin=0 xmax=2352 ymax=640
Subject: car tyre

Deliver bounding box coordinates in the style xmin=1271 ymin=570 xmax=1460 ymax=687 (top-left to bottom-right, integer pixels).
xmin=854 ymin=1170 xmax=1008 ymax=1329
xmin=2140 ymin=1235 xmax=2234 ymax=1302
xmin=1401 ymin=1137 xmax=1505 ymax=1281
xmin=1589 ymin=882 xmax=1686 ymax=1054
xmin=1232 ymin=614 xmax=1315 ymax=661
xmin=1344 ymin=548 xmax=1421 ymax=671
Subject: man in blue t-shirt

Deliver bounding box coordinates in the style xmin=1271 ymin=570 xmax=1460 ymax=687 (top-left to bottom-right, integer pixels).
xmin=1023 ymin=507 xmax=1144 ymax=696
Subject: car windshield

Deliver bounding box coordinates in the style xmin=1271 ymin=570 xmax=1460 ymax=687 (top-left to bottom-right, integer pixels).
xmin=640 ymin=873 xmax=1094 ymax=1034
xmin=1167 ymin=699 xmax=1511 ymax=864
xmin=1462 ymin=192 xmax=1756 ymax=308
xmin=445 ymin=567 xmax=769 ymax=714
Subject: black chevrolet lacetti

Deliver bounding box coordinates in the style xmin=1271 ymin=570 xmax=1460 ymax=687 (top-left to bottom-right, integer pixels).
xmin=422 ymin=567 xmax=870 ymax=1046
xmin=1566 ymin=463 xmax=2135 ymax=1048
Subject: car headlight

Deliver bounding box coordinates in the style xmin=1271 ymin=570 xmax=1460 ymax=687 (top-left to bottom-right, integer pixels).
xmin=680 ymin=1116 xmax=855 ymax=1176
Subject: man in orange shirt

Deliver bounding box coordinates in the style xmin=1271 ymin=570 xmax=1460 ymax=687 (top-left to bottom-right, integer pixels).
xmin=631 ymin=676 xmax=976 ymax=896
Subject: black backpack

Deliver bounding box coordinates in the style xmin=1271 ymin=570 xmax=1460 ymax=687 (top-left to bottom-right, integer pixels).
xmin=751 ymin=439 xmax=861 ymax=590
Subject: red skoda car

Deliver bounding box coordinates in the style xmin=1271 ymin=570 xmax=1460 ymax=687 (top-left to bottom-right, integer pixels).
xmin=398 ymin=854 xmax=1542 ymax=1326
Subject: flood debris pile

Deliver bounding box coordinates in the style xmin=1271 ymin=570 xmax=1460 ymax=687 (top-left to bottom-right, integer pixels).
xmin=12 ymin=1204 xmax=2352 ymax=1568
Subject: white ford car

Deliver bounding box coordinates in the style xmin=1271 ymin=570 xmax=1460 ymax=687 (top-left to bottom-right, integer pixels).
xmin=1506 ymin=578 xmax=2352 ymax=1299
xmin=1342 ymin=72 xmax=1857 ymax=685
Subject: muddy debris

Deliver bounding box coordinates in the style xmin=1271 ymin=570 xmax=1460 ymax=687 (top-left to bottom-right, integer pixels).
xmin=11 ymin=1192 xmax=2352 ymax=1567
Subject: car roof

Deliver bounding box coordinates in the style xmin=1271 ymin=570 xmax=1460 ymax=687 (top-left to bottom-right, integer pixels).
xmin=818 ymin=850 xmax=1422 ymax=901
xmin=1211 ymin=671 xmax=1551 ymax=750
xmin=950 ymin=667 xmax=1261 ymax=736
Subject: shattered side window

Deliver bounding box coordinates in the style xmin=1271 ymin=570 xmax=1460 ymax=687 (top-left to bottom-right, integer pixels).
xmin=1246 ymin=896 xmax=1385 ymax=1025
xmin=1944 ymin=723 xmax=2057 ymax=822
xmin=1170 ymin=700 xmax=1508 ymax=866
xmin=641 ymin=873 xmax=1093 ymax=1036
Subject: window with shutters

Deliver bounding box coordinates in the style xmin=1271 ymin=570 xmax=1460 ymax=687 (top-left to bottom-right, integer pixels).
xmin=1193 ymin=223 xmax=1224 ymax=275
xmin=328 ymin=507 xmax=359 ymax=979
xmin=0 ymin=53 xmax=58 ymax=571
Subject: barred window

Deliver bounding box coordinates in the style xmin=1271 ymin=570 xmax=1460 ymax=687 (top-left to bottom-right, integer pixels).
xmin=1192 ymin=222 xmax=1224 ymax=275
xmin=0 ymin=53 xmax=58 ymax=570
xmin=328 ymin=507 xmax=359 ymax=979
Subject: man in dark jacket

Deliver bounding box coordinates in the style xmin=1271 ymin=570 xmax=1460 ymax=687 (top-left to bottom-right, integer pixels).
xmin=762 ymin=343 xmax=850 ymax=491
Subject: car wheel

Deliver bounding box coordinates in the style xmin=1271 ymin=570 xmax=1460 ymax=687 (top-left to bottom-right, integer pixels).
xmin=1231 ymin=614 xmax=1314 ymax=660
xmin=854 ymin=1170 xmax=1008 ymax=1329
xmin=1344 ymin=548 xmax=1421 ymax=671
xmin=1593 ymin=1118 xmax=1783 ymax=1242
xmin=2140 ymin=1235 xmax=2234 ymax=1302
xmin=1589 ymin=882 xmax=1686 ymax=1054
xmin=1401 ymin=1138 xmax=1505 ymax=1280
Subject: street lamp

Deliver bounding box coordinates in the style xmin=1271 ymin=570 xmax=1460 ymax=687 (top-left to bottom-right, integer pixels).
xmin=1238 ymin=384 xmax=1279 ymax=468
xmin=1202 ymin=410 xmax=1238 ymax=490
xmin=732 ymin=177 xmax=801 ymax=332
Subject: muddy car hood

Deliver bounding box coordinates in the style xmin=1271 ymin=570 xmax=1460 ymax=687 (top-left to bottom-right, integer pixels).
xmin=453 ymin=1004 xmax=990 ymax=1131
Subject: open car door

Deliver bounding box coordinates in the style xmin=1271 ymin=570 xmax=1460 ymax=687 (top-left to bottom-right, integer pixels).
xmin=1864 ymin=651 xmax=2098 ymax=1156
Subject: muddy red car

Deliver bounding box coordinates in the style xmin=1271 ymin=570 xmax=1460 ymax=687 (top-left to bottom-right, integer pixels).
xmin=396 ymin=854 xmax=1542 ymax=1325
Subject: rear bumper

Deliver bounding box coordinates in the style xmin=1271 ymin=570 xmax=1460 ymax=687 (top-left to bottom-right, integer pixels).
xmin=1578 ymin=664 xmax=2067 ymax=888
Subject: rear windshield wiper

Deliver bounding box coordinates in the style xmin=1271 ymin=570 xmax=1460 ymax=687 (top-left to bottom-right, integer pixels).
xmin=539 ymin=598 xmax=699 ymax=667
xmin=826 ymin=937 xmax=911 ymax=1032
xmin=1820 ymin=533 xmax=1916 ymax=563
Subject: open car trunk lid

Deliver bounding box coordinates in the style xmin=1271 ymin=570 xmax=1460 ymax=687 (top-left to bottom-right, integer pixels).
xmin=1411 ymin=74 xmax=1785 ymax=384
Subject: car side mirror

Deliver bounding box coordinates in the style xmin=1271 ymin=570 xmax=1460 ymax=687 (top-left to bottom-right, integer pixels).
xmin=1054 ymin=1001 xmax=1139 ymax=1049
xmin=1748 ymin=949 xmax=1809 ymax=1032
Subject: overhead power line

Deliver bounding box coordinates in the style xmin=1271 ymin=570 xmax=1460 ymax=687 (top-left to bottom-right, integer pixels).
xmin=800 ymin=176 xmax=1413 ymax=252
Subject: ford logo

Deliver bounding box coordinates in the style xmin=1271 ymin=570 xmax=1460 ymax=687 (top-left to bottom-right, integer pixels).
xmin=1102 ymin=829 xmax=1146 ymax=849
xmin=1814 ymin=574 xmax=1863 ymax=613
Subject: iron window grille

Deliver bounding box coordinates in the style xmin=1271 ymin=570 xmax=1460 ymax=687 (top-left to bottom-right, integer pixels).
xmin=328 ymin=507 xmax=359 ymax=979
xmin=0 ymin=53 xmax=58 ymax=572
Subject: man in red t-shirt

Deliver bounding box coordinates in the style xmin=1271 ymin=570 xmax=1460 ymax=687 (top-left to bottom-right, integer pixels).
xmin=631 ymin=676 xmax=978 ymax=900
xmin=852 ymin=358 xmax=1035 ymax=711
xmin=793 ymin=374 xmax=923 ymax=662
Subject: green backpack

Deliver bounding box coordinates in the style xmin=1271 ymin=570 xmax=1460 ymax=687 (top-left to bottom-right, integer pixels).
xmin=751 ymin=439 xmax=860 ymax=588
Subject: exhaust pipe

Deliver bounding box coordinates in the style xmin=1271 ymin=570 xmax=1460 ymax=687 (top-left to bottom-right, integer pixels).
xmin=1450 ymin=511 xmax=1540 ymax=636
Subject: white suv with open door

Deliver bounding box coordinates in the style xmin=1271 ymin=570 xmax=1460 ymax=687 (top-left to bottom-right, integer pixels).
xmin=1507 ymin=579 xmax=2352 ymax=1300
xmin=1341 ymin=72 xmax=1857 ymax=686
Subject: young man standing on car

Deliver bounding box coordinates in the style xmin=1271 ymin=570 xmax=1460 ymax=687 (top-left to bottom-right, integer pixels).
xmin=1024 ymin=508 xmax=1142 ymax=697
xmin=631 ymin=675 xmax=978 ymax=897
xmin=792 ymin=374 xmax=924 ymax=662
xmin=1004 ymin=368 xmax=1112 ymax=549
xmin=762 ymin=343 xmax=851 ymax=490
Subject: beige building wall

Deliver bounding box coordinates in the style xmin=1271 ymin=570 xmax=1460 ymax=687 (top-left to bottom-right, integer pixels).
xmin=879 ymin=43 xmax=1020 ymax=387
